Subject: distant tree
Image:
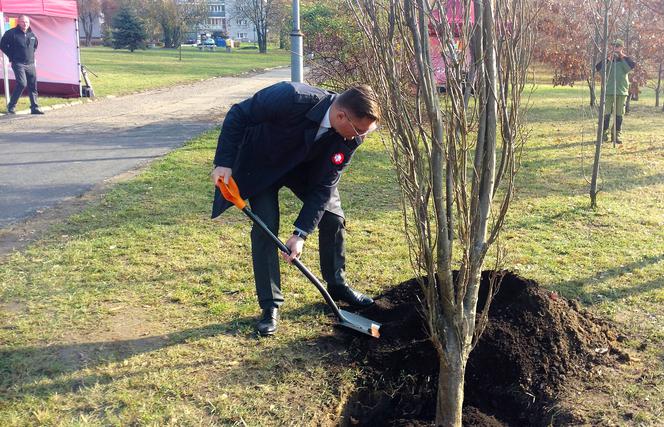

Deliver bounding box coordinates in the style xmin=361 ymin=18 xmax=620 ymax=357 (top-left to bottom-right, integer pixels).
xmin=112 ymin=6 xmax=147 ymax=52
xmin=233 ymin=0 xmax=287 ymax=53
xmin=534 ymin=0 xmax=608 ymax=105
xmin=300 ymin=1 xmax=365 ymax=89
xmin=620 ymin=0 xmax=664 ymax=108
xmin=654 ymin=63 xmax=664 ymax=107
xmin=535 ymin=0 xmax=662 ymax=110
xmin=101 ymin=0 xmax=120 ymax=21
xmin=590 ymin=0 xmax=617 ymax=208
xmin=147 ymin=0 xmax=208 ymax=48
xmin=277 ymin=11 xmax=290 ymax=50
xmin=100 ymin=0 xmax=120 ymax=38
xmin=643 ymin=24 xmax=664 ymax=110
xmin=103 ymin=0 xmax=156 ymax=43
xmin=272 ymin=1 xmax=292 ymax=49
xmin=535 ymin=0 xmax=592 ymax=85
xmin=78 ymin=0 xmax=102 ymax=46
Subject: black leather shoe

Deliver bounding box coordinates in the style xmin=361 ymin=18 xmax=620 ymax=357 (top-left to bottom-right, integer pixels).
xmin=328 ymin=286 xmax=374 ymax=307
xmin=31 ymin=108 xmax=45 ymax=115
xmin=7 ymin=108 xmax=16 ymax=114
xmin=256 ymin=307 xmax=278 ymax=336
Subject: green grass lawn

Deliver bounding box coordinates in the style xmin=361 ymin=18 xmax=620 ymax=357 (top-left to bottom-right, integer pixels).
xmin=0 ymin=79 xmax=662 ymax=425
xmin=1 ymin=46 xmax=290 ymax=113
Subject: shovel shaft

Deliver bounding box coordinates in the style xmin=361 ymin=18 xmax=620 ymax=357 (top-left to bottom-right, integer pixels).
xmin=217 ymin=177 xmax=380 ymax=337
xmin=241 ymin=207 xmax=344 ymax=319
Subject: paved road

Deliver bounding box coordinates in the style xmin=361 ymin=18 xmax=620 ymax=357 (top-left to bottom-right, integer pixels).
xmin=0 ymin=67 xmax=290 ymax=229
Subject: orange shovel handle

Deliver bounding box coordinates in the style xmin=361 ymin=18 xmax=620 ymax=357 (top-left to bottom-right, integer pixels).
xmin=216 ymin=176 xmax=246 ymax=209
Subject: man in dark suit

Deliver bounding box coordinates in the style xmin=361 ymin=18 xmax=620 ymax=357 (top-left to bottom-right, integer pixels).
xmin=211 ymin=82 xmax=380 ymax=336
xmin=0 ymin=15 xmax=44 ymax=115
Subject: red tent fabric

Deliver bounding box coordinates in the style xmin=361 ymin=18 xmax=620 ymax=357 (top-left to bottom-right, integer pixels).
xmin=0 ymin=0 xmax=77 ymax=19
xmin=1 ymin=0 xmax=80 ymax=98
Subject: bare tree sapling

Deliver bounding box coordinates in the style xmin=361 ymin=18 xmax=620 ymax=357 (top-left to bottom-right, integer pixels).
xmin=348 ymin=0 xmax=534 ymax=424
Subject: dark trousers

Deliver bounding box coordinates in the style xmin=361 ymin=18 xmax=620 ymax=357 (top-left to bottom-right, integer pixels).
xmin=603 ymin=114 xmax=623 ymax=133
xmin=249 ymin=186 xmax=347 ymax=310
xmin=8 ymin=62 xmax=39 ymax=110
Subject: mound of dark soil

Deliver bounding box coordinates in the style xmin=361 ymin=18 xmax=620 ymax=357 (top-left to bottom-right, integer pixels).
xmin=341 ymin=271 xmax=628 ymax=426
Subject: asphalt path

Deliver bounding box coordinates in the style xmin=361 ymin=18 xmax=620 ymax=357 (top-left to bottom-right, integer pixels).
xmin=0 ymin=67 xmax=290 ymax=230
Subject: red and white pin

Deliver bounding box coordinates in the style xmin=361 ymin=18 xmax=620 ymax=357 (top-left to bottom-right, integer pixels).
xmin=331 ymin=152 xmax=345 ymax=165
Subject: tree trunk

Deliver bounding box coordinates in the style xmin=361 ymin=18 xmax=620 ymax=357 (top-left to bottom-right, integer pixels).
xmin=590 ymin=0 xmax=610 ymax=208
xmin=436 ymin=354 xmax=466 ymax=426
xmin=162 ymin=25 xmax=173 ymax=49
xmin=631 ymin=83 xmax=639 ymax=101
xmin=588 ymin=27 xmax=599 ymax=107
xmin=656 ymin=63 xmax=662 ymax=107
xmin=279 ymin=28 xmax=287 ymax=49
xmin=259 ymin=29 xmax=267 ymax=53
xmin=587 ymin=77 xmax=596 ymax=107
xmin=471 ymin=0 xmax=498 ymax=249
xmin=173 ymin=28 xmax=182 ymax=48
xmin=82 ymin=13 xmax=94 ymax=47
xmin=625 ymin=95 xmax=631 ymax=113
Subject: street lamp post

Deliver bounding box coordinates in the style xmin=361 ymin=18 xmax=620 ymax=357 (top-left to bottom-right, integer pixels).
xmin=290 ymin=0 xmax=303 ymax=83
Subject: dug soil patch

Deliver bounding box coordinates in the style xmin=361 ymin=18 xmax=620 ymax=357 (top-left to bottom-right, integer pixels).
xmin=340 ymin=271 xmax=628 ymax=426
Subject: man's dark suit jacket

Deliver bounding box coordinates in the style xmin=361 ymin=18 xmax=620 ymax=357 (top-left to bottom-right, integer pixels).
xmin=212 ymin=81 xmax=362 ymax=234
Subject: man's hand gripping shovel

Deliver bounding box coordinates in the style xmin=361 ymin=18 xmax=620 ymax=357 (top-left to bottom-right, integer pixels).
xmin=217 ymin=177 xmax=381 ymax=338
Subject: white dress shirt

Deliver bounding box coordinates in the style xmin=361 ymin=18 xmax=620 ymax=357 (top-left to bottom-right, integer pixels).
xmin=315 ymin=107 xmax=332 ymax=141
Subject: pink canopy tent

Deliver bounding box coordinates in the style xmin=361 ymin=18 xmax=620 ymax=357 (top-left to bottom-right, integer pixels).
xmin=0 ymin=0 xmax=81 ymax=100
xmin=428 ymin=1 xmax=476 ymax=88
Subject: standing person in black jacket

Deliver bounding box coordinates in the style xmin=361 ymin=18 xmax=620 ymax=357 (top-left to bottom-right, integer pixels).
xmin=0 ymin=15 xmax=44 ymax=114
xmin=211 ymin=82 xmax=380 ymax=336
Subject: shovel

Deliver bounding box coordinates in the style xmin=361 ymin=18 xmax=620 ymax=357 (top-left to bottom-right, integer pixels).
xmin=217 ymin=177 xmax=381 ymax=338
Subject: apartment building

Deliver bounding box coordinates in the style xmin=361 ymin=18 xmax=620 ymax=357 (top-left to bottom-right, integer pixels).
xmin=200 ymin=0 xmax=258 ymax=43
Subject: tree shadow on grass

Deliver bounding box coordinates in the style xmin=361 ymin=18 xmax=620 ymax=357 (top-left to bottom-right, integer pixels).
xmin=516 ymin=153 xmax=664 ymax=201
xmin=594 ymin=170 xmax=664 ymax=194
xmin=527 ymin=139 xmax=591 ymax=152
xmin=507 ymin=203 xmax=591 ymax=230
xmin=0 ymin=302 xmax=355 ymax=403
xmin=526 ymin=106 xmax=589 ymax=123
xmin=615 ymin=143 xmax=664 ymax=156
xmin=550 ymin=254 xmax=664 ymax=304
xmin=520 ymin=139 xmax=662 ymax=165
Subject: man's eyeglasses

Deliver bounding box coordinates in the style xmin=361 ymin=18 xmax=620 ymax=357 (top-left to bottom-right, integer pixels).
xmin=343 ymin=111 xmax=378 ymax=137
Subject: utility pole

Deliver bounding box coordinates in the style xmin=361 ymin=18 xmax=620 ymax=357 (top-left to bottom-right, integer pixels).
xmin=290 ymin=0 xmax=303 ymax=82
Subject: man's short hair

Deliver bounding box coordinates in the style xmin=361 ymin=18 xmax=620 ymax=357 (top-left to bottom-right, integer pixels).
xmin=611 ymin=39 xmax=624 ymax=47
xmin=336 ymin=85 xmax=381 ymax=122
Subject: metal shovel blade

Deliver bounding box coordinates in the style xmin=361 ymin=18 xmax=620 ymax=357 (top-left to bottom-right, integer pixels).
xmin=338 ymin=309 xmax=381 ymax=338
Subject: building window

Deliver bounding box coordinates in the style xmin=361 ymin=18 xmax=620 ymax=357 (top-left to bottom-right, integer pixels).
xmin=237 ymin=19 xmax=248 ymax=26
xmin=207 ymin=17 xmax=225 ymax=26
xmin=209 ymin=5 xmax=225 ymax=13
xmin=238 ymin=32 xmax=247 ymax=39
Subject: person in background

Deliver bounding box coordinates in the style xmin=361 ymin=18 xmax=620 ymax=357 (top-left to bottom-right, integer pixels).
xmin=595 ymin=39 xmax=635 ymax=144
xmin=0 ymin=15 xmax=44 ymax=115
